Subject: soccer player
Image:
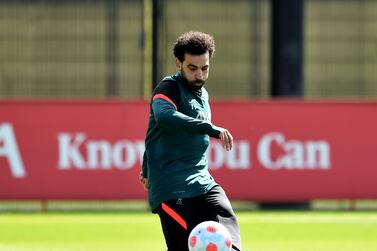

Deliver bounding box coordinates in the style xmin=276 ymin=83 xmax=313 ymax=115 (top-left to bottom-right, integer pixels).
xmin=140 ymin=31 xmax=242 ymax=251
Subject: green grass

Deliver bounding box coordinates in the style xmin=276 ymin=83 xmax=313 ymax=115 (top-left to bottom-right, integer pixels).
xmin=0 ymin=211 xmax=376 ymax=251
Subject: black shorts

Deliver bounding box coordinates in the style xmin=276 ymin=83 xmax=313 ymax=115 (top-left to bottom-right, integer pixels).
xmin=154 ymin=185 xmax=242 ymax=251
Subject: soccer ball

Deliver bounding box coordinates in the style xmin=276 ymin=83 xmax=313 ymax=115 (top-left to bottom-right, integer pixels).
xmin=188 ymin=221 xmax=232 ymax=251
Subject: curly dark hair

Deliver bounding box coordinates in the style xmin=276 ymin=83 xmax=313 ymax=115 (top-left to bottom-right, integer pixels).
xmin=173 ymin=31 xmax=215 ymax=62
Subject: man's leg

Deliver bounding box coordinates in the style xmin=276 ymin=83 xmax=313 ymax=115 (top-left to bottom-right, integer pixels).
xmin=202 ymin=185 xmax=242 ymax=251
xmin=155 ymin=198 xmax=200 ymax=251
xmin=155 ymin=187 xmax=242 ymax=251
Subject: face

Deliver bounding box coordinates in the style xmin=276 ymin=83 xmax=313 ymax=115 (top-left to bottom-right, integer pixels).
xmin=176 ymin=52 xmax=210 ymax=90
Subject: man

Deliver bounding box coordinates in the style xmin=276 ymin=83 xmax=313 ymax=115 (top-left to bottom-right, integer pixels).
xmin=140 ymin=31 xmax=242 ymax=251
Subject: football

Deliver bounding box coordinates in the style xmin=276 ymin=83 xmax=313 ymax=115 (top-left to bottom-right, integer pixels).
xmin=188 ymin=221 xmax=232 ymax=251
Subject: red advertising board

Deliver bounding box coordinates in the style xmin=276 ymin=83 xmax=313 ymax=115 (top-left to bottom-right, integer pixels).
xmin=0 ymin=100 xmax=376 ymax=201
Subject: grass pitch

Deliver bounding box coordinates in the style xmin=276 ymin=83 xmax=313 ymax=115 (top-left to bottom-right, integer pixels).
xmin=0 ymin=211 xmax=376 ymax=251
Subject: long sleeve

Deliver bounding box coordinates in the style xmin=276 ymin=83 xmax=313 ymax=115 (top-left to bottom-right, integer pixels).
xmin=152 ymin=98 xmax=221 ymax=138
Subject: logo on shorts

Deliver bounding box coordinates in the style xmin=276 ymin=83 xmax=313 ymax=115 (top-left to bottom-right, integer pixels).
xmin=176 ymin=198 xmax=183 ymax=205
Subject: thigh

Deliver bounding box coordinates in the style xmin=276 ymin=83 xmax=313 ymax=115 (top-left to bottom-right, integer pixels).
xmin=155 ymin=198 xmax=202 ymax=251
xmin=203 ymin=185 xmax=242 ymax=251
xmin=204 ymin=185 xmax=235 ymax=217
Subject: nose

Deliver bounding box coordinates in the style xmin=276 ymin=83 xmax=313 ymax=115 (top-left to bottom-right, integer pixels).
xmin=195 ymin=70 xmax=204 ymax=80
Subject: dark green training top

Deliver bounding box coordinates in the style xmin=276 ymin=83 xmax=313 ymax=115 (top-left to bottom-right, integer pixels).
xmin=142 ymin=72 xmax=222 ymax=211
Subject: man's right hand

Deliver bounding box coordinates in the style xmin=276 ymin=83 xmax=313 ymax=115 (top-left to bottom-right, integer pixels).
xmin=139 ymin=171 xmax=148 ymax=190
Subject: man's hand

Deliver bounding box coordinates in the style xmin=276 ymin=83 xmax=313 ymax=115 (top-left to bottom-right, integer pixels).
xmin=219 ymin=128 xmax=233 ymax=151
xmin=139 ymin=171 xmax=148 ymax=190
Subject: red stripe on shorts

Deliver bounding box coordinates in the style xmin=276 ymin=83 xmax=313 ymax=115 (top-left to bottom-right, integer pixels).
xmin=153 ymin=94 xmax=177 ymax=110
xmin=161 ymin=202 xmax=187 ymax=230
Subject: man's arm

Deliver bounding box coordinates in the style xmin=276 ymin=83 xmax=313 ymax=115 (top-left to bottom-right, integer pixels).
xmin=140 ymin=152 xmax=148 ymax=190
xmin=152 ymin=79 xmax=221 ymax=137
xmin=152 ymin=98 xmax=221 ymax=138
xmin=152 ymin=79 xmax=233 ymax=150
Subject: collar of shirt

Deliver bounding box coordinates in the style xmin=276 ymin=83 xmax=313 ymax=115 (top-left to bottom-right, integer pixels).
xmin=174 ymin=72 xmax=203 ymax=97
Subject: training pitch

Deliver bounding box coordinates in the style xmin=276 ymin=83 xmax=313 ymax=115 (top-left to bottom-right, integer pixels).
xmin=0 ymin=211 xmax=376 ymax=251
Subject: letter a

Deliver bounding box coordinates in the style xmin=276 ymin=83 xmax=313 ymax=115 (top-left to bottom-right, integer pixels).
xmin=0 ymin=123 xmax=26 ymax=178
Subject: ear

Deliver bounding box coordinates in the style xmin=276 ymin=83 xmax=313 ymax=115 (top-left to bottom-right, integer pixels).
xmin=175 ymin=58 xmax=182 ymax=70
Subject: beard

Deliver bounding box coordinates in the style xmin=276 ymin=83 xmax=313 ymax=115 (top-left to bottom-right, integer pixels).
xmin=180 ymin=70 xmax=205 ymax=91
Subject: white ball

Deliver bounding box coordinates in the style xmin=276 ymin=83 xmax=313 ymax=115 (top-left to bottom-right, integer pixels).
xmin=188 ymin=221 xmax=232 ymax=251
